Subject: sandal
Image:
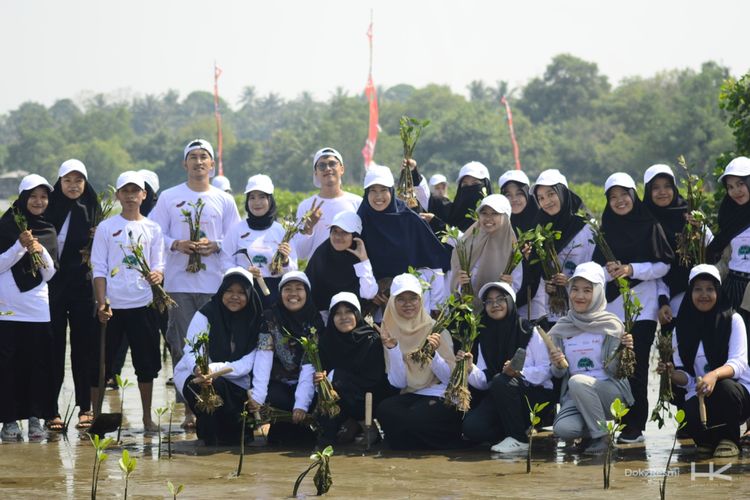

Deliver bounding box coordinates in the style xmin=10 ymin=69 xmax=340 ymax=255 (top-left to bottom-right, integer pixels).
xmin=44 ymin=417 xmax=65 ymax=433
xmin=76 ymin=411 xmax=94 ymax=430
xmin=740 ymin=430 xmax=750 ymax=446
xmin=713 ymin=439 xmax=740 ymax=458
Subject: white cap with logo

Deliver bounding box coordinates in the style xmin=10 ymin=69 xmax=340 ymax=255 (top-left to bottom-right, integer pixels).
xmin=18 ymin=174 xmax=54 ymax=194
xmin=115 ymin=171 xmax=145 ymax=190
xmin=58 ymin=159 xmax=88 ymax=180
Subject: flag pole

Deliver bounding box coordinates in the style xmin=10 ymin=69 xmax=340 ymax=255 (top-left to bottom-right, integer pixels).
xmin=213 ymin=61 xmax=224 ymax=176
xmin=361 ymin=10 xmax=379 ymax=171
xmin=500 ymin=96 xmax=521 ymax=171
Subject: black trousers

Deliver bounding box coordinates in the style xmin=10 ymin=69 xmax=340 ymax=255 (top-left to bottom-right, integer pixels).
xmin=112 ymin=308 xmax=168 ymax=377
xmin=462 ymin=374 xmax=555 ymax=443
xmin=49 ymin=290 xmax=96 ymax=415
xmin=376 ymin=392 xmax=465 ymax=450
xmin=183 ymin=375 xmax=248 ymax=446
xmin=0 ymin=321 xmax=53 ymax=422
xmin=90 ymin=307 xmax=160 ymax=386
xmin=685 ymin=378 xmax=750 ymax=447
xmin=622 ymin=320 xmax=656 ymax=432
xmin=265 ymin=379 xmax=316 ymax=445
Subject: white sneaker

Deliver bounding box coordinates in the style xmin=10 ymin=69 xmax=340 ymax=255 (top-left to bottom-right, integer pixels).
xmin=491 ymin=436 xmax=529 ymax=453
xmin=28 ymin=417 xmax=45 ymax=440
xmin=1 ymin=421 xmax=23 ymax=441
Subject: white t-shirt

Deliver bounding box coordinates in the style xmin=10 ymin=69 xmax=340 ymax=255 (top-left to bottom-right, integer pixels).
xmin=222 ymin=220 xmax=298 ymax=277
xmin=149 ymin=183 xmax=241 ymax=294
xmin=91 ymin=215 xmax=165 ymax=309
xmin=564 ymin=332 xmax=607 ymax=380
xmin=545 ymin=225 xmax=597 ymax=323
xmin=728 ymin=226 xmax=750 ymax=274
xmin=0 ymin=241 xmax=56 ymax=322
xmin=294 ymin=192 xmax=362 ymax=260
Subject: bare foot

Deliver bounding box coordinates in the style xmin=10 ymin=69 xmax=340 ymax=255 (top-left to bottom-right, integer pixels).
xmin=181 ymin=414 xmax=196 ymax=430
xmin=143 ymin=419 xmax=159 ymax=433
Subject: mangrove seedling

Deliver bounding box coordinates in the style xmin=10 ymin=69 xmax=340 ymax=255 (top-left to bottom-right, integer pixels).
xmin=180 ymin=198 xmax=207 ymax=273
xmin=651 ymin=327 xmax=675 ymax=429
xmin=445 ymin=305 xmax=483 ymax=412
xmin=660 ymin=409 xmax=687 ymax=500
xmin=167 ymin=481 xmax=184 ymax=500
xmin=293 ymin=445 xmax=334 ymax=497
xmin=598 ymin=398 xmax=629 ymax=490
xmin=526 ymin=397 xmax=550 ymax=474
xmin=167 ymin=402 xmax=174 ymax=459
xmin=115 ymin=374 xmax=135 ymax=442
xmin=154 ymin=407 xmax=168 ymax=459
xmin=118 ymin=449 xmax=137 ymax=500
xmin=89 ymin=434 xmax=113 ymax=500
xmin=236 ymin=407 xmax=249 ymax=477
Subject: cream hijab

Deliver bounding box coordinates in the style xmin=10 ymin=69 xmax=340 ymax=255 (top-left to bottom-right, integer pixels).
xmin=549 ymin=278 xmax=624 ymax=340
xmin=382 ymin=294 xmax=456 ymax=393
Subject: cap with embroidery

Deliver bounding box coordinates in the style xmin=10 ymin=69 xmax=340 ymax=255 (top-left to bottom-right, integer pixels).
xmin=183 ymin=139 xmax=214 ymax=160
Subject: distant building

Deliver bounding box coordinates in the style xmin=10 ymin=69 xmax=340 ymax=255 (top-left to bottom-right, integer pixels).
xmin=0 ymin=170 xmax=28 ymax=208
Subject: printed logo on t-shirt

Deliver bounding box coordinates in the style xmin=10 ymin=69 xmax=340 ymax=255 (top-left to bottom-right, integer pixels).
xmin=176 ymin=201 xmax=186 ymax=208
xmin=253 ymin=255 xmax=268 ymax=267
xmin=122 ymin=255 xmax=138 ymax=267
xmin=240 ymin=232 xmax=250 ymax=239
xmin=564 ymin=261 xmax=577 ymax=273
xmin=112 ymin=229 xmax=122 ymax=237
xmin=578 ymin=357 xmax=595 ymax=371
xmin=739 ymin=245 xmax=750 ymax=259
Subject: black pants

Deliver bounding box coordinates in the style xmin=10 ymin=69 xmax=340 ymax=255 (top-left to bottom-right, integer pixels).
xmin=265 ymin=379 xmax=316 ymax=445
xmin=376 ymin=393 xmax=465 ymax=450
xmin=90 ymin=307 xmax=160 ymax=386
xmin=183 ymin=376 xmax=248 ymax=446
xmin=112 ymin=308 xmax=168 ymax=377
xmin=685 ymin=379 xmax=750 ymax=447
xmin=622 ymin=320 xmax=656 ymax=432
xmin=49 ymin=291 xmax=96 ymax=415
xmin=462 ymin=374 xmax=555 ymax=443
xmin=0 ymin=321 xmax=53 ymax=422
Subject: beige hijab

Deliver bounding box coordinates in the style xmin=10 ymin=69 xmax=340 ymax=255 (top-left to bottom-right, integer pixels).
xmin=549 ymin=279 xmax=624 ymax=340
xmin=449 ymin=213 xmax=515 ymax=308
xmin=382 ymin=295 xmax=456 ymax=393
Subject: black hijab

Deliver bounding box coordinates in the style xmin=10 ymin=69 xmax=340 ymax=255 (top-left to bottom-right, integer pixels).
xmin=427 ymin=193 xmax=452 ymax=223
xmin=46 ymin=177 xmax=100 ymax=272
xmin=706 ymin=176 xmax=750 ymax=263
xmin=140 ymin=184 xmax=158 ymax=216
xmin=268 ymin=280 xmax=325 ymax=368
xmin=502 ymin=181 xmax=542 ymax=308
xmin=643 ymin=174 xmax=690 ymax=298
xmin=199 ymin=272 xmax=264 ymax=362
xmin=305 ymin=233 xmax=361 ymax=311
xmin=593 ymin=186 xmax=674 ymax=302
xmin=675 ymin=274 xmax=734 ymax=377
xmin=502 ymin=181 xmax=539 ymax=233
xmin=448 ymin=178 xmax=492 ymax=231
xmin=474 ymin=285 xmax=533 ymax=380
xmin=533 ymin=183 xmax=589 ymax=252
xmin=0 ymin=188 xmax=58 ymax=292
xmin=358 ymin=186 xmax=451 ymax=279
xmin=319 ymin=301 xmax=384 ymax=388
xmin=245 ymin=192 xmax=277 ymax=231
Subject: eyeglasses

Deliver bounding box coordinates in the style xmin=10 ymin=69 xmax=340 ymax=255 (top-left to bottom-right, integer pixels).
xmin=483 ymin=297 xmax=507 ymax=307
xmin=315 ymin=160 xmax=340 ymax=171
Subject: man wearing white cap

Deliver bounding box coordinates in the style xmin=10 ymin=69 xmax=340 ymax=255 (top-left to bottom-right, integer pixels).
xmin=294 ymin=147 xmax=362 ymax=260
xmin=211 ymin=175 xmax=232 ymax=193
xmin=91 ymin=171 xmax=165 ymax=432
xmin=149 ymin=139 xmax=241 ymax=427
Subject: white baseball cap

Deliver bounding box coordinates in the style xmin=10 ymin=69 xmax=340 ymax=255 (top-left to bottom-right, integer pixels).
xmin=183 ymin=139 xmax=214 ymax=160
xmin=533 ymin=169 xmax=568 ymax=189
xmin=279 ymin=271 xmax=311 ymax=291
xmin=570 ymin=261 xmax=606 ymax=285
xmin=244 ymin=174 xmax=274 ymax=195
xmin=478 ymin=194 xmax=512 ymax=216
xmin=498 ymin=170 xmax=530 ymax=190
xmin=115 ymin=171 xmax=145 ymax=190
xmin=718 ymin=156 xmax=750 ymax=184
xmin=212 ymin=175 xmax=232 ymax=192
xmin=688 ymin=264 xmax=721 ymax=285
xmin=364 ymin=164 xmax=394 ymax=189
xmin=457 ymin=161 xmax=490 ymax=183
xmin=222 ymin=266 xmax=255 ymax=285
xmin=312 ymin=147 xmax=344 ymax=188
xmin=604 ymin=172 xmax=636 ymax=193
xmin=329 ymin=292 xmax=361 ymax=313
xmin=478 ymin=281 xmax=516 ymax=303
xmin=18 ymin=174 xmax=54 ymax=194
xmin=329 ymin=211 xmax=362 ymax=234
xmin=138 ymin=169 xmax=160 ymax=192
xmin=643 ymin=164 xmax=675 ymax=185
xmin=58 ymin=159 xmax=88 ymax=180
xmin=429 ymin=174 xmax=448 ymax=187
xmin=390 ymin=273 xmax=423 ymax=297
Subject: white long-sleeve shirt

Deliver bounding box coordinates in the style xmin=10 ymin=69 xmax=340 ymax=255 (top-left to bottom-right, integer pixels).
xmin=173 ymin=311 xmax=274 ymax=403
xmin=673 ymin=313 xmax=750 ymax=400
xmin=386 ymin=344 xmax=450 ymax=397
xmin=0 ymin=241 xmax=56 ymax=322
xmin=317 ymin=259 xmax=378 ymax=322
xmin=221 ymin=220 xmax=298 ymax=277
xmin=149 ymin=183 xmax=240 ymax=294
xmin=91 ymin=215 xmax=165 ymax=309
xmin=294 ymin=192 xmax=362 ymax=260
xmin=604 ymin=261 xmax=670 ymax=323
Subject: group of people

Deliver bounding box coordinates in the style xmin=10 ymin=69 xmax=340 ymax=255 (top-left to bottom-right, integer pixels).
xmin=2 ymin=138 xmax=750 ymax=459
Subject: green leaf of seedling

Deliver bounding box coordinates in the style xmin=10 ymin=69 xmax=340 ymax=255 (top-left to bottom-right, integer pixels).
xmin=110 ymin=267 xmax=119 ymax=277
xmin=322 ymin=445 xmax=334 ymax=457
xmin=534 ymin=402 xmax=550 ymax=413
xmin=675 ymin=409 xmax=685 ymax=424
xmin=532 ymin=416 xmax=541 ymax=426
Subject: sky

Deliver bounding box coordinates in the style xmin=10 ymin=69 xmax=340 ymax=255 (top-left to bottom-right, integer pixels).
xmin=2 ymin=0 xmax=748 ymax=113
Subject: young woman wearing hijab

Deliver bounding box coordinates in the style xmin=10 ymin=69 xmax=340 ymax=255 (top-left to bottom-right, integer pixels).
xmin=174 ymin=267 xmax=269 ymax=445
xmin=532 ymin=169 xmax=596 ymax=326
xmin=314 ymin=292 xmax=388 ymax=445
xmin=375 ymin=273 xmax=464 ymax=450
xmin=357 ymin=165 xmax=450 ymax=314
xmin=304 ymin=211 xmax=377 ymax=321
xmin=447 ymin=161 xmax=493 ymax=232
xmin=0 ymin=175 xmax=58 ymax=441
xmin=138 ymin=169 xmax=160 ymax=217
xmin=658 ymin=264 xmax=750 ymax=457
xmin=592 ymin=172 xmax=674 ymax=444
xmin=499 ymin=170 xmax=545 ymax=322
xmin=45 ymin=160 xmax=100 ymax=432
xmin=422 ymin=174 xmax=452 ymax=234
xmin=223 ymin=174 xmax=299 ymax=308
xmin=255 ymin=271 xmax=322 ymax=444
xmin=450 ymin=194 xmax=521 ymax=310
xmin=549 ymin=262 xmax=634 ymax=455
xmin=460 ymin=282 xmax=555 ymax=453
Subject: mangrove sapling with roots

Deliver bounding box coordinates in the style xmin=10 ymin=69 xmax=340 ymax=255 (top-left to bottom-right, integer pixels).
xmin=599 ymin=398 xmax=629 ymax=490
xmin=270 ymin=204 xmax=316 ymax=275
xmin=445 ymin=302 xmax=483 ymax=412
xmin=115 ymin=375 xmax=135 ymax=442
xmin=651 ymin=327 xmax=675 ymax=429
xmin=89 ymin=434 xmax=113 ymax=500
xmin=185 ymin=328 xmax=225 ymax=414
xmin=529 ymin=223 xmax=567 ymax=315
xmin=409 ymin=293 xmax=469 ymax=366
xmin=236 ymin=407 xmax=248 ymax=477
xmin=611 ymin=278 xmax=641 ymax=379
xmin=397 ymin=115 xmax=430 ymax=208
xmin=118 ymin=449 xmax=137 ymax=500
xmin=180 ymin=197 xmax=206 ymax=273
xmin=660 ymin=409 xmax=687 ymax=500
xmin=526 ymin=398 xmax=550 ymax=474
xmin=13 ymin=207 xmax=47 ymax=276
xmin=293 ymin=445 xmax=334 ymax=497
xmin=675 ymin=155 xmax=708 ymax=267
xmin=121 ymin=231 xmax=176 ymax=313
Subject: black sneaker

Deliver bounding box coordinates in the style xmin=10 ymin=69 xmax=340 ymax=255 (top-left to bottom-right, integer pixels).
xmin=617 ymin=429 xmax=645 ymax=444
